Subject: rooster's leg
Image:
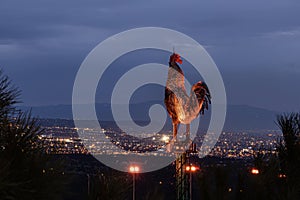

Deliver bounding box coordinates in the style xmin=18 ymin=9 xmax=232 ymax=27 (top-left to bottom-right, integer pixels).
xmin=173 ymin=122 xmax=178 ymax=141
xmin=186 ymin=124 xmax=190 ymax=140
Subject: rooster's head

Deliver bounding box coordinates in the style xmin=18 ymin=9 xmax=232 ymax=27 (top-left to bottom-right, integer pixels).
xmin=169 ymin=53 xmax=182 ymax=65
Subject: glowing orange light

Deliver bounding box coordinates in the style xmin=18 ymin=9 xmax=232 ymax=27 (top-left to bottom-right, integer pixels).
xmin=134 ymin=166 xmax=139 ymax=172
xmin=129 ymin=165 xmax=140 ymax=173
xmin=278 ymin=174 xmax=286 ymax=178
xmin=251 ymin=168 xmax=259 ymax=175
xmin=186 ymin=165 xmax=199 ymax=172
xmin=186 ymin=166 xmax=191 ymax=171
xmin=191 ymin=166 xmax=197 ymax=172
xmin=129 ymin=167 xmax=135 ymax=172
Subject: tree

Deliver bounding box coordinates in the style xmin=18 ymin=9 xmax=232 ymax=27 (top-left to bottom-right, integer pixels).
xmin=276 ymin=113 xmax=300 ymax=199
xmin=276 ymin=113 xmax=300 ymax=166
xmin=0 ymin=70 xmax=66 ymax=200
xmin=247 ymin=113 xmax=300 ymax=199
xmin=0 ymin=71 xmax=19 ymax=118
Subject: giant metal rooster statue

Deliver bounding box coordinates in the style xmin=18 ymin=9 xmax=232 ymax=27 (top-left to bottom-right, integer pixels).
xmin=164 ymin=53 xmax=211 ymax=142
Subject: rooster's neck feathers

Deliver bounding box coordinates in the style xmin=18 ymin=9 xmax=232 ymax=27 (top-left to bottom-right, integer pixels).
xmin=169 ymin=61 xmax=183 ymax=75
xmin=166 ymin=62 xmax=185 ymax=92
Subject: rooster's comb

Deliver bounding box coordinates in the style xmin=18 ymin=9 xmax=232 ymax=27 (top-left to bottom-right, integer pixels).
xmin=170 ymin=53 xmax=183 ymax=64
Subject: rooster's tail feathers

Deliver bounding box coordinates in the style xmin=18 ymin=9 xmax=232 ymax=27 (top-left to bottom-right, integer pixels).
xmin=191 ymin=81 xmax=211 ymax=115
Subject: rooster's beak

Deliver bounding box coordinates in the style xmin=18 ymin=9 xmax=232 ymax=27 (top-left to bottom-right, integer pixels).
xmin=177 ymin=58 xmax=183 ymax=64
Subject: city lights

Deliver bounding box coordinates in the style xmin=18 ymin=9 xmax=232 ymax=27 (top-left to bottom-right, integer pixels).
xmin=161 ymin=135 xmax=170 ymax=143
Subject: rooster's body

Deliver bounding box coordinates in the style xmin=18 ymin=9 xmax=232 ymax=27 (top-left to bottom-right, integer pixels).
xmin=164 ymin=53 xmax=211 ymax=141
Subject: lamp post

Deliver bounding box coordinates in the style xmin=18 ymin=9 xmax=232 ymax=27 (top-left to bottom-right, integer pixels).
xmin=186 ymin=164 xmax=199 ymax=200
xmin=129 ymin=165 xmax=140 ymax=200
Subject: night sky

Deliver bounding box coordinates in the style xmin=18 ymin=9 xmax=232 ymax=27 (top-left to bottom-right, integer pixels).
xmin=1 ymin=0 xmax=300 ymax=112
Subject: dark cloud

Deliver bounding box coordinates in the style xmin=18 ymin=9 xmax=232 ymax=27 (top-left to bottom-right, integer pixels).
xmin=0 ymin=0 xmax=299 ymax=111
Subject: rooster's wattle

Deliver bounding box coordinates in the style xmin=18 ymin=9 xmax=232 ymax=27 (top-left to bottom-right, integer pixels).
xmin=164 ymin=53 xmax=211 ymax=141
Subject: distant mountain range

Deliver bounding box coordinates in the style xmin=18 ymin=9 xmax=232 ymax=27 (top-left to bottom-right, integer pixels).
xmin=19 ymin=103 xmax=280 ymax=132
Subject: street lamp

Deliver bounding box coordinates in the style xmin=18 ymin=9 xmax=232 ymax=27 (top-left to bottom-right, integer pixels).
xmin=185 ymin=164 xmax=199 ymax=200
xmin=251 ymin=168 xmax=259 ymax=175
xmin=129 ymin=165 xmax=140 ymax=200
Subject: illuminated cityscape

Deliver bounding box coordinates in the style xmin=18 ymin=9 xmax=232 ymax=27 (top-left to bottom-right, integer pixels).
xmin=38 ymin=121 xmax=281 ymax=159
